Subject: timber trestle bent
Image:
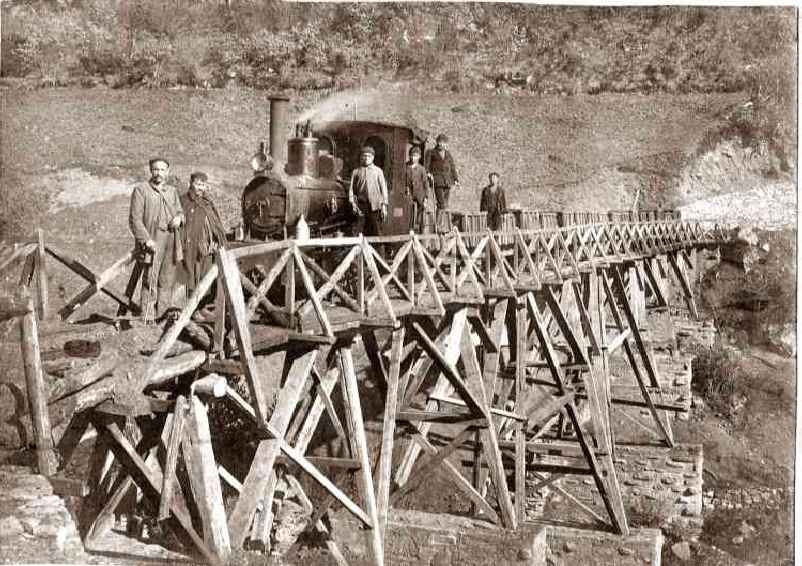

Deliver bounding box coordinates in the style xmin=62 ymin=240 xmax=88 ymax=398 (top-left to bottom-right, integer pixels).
xmin=6 ymin=217 xmax=728 ymax=565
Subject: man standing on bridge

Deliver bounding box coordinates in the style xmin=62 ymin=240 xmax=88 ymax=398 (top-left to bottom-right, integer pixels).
xmin=426 ymin=133 xmax=460 ymax=212
xmin=129 ymin=158 xmax=184 ymax=322
xmin=348 ymin=146 xmax=388 ymax=237
xmin=180 ymin=172 xmax=227 ymax=302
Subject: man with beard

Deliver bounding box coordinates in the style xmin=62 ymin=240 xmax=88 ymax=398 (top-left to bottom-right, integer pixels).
xmin=180 ymin=172 xmax=227 ymax=304
xmin=129 ymin=158 xmax=184 ymax=322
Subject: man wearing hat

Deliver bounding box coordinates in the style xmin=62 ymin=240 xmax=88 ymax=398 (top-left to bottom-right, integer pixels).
xmin=426 ymin=134 xmax=460 ymax=212
xmin=180 ymin=172 xmax=227 ymax=302
xmin=348 ymin=145 xmax=388 ymax=237
xmin=129 ymin=158 xmax=184 ymax=322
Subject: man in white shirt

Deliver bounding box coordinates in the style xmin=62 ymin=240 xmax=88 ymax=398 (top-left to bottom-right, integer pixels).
xmin=348 ymin=146 xmax=388 ymax=237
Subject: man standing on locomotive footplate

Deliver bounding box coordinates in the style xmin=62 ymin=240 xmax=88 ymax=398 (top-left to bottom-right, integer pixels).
xmin=348 ymin=145 xmax=388 ymax=237
xmin=426 ymin=133 xmax=460 ymax=212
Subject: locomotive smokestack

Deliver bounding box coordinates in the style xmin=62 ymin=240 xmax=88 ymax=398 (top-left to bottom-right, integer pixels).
xmin=268 ymin=96 xmax=290 ymax=163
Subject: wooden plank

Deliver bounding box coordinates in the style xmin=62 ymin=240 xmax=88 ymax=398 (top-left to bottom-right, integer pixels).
xmin=103 ymin=421 xmax=218 ymax=565
xmin=459 ymin=323 xmax=517 ymax=529
xmin=45 ymin=245 xmax=135 ymax=311
xmin=542 ymin=285 xmax=588 ymax=366
xmin=158 ymin=395 xmax=187 ymax=521
xmin=667 ymin=252 xmax=699 ymax=319
xmin=411 ymin=237 xmax=445 ymax=316
xmin=395 ymin=309 xmax=465 ymax=487
xmin=227 ymin=350 xmax=316 ymax=548
xmin=427 ymin=394 xmax=524 ymax=421
xmin=389 ymin=424 xmax=475 ymax=503
xmin=186 ymin=395 xmax=230 ymax=559
xmin=412 ymin=322 xmax=487 ymax=418
xmin=293 ymin=247 xmax=334 ymax=337
xmin=213 ymin=269 xmax=227 ymax=353
xmin=606 ymin=328 xmax=631 ymax=353
xmin=298 ymin=246 xmax=360 ymax=314
xmin=35 ymin=229 xmax=48 ymax=320
xmin=403 ymin=424 xmax=500 ymax=522
xmin=245 ymin=247 xmax=292 ymax=317
xmin=338 ymin=344 xmax=384 ymax=566
xmin=218 ymin=249 xmax=274 ymax=425
xmin=274 ymin=455 xmax=361 ymax=470
xmin=377 ymin=326 xmax=404 ymax=537
xmin=59 ymin=251 xmax=134 ymax=320
xmin=514 ymin=296 xmax=527 ymax=522
xmin=20 ymin=295 xmax=57 ymax=475
xmin=361 ymin=238 xmax=397 ymax=325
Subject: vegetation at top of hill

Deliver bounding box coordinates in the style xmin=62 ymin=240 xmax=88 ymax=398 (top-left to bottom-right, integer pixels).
xmin=2 ymin=3 xmax=793 ymax=97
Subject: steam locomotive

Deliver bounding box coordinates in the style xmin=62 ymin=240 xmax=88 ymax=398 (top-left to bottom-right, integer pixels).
xmin=239 ymin=96 xmax=680 ymax=242
xmin=241 ymin=96 xmax=429 ymax=240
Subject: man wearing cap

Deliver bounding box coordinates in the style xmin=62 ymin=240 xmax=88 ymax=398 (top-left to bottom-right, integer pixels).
xmin=180 ymin=172 xmax=227 ymax=301
xmin=348 ymin=146 xmax=388 ymax=237
xmin=406 ymin=146 xmax=429 ymax=232
xmin=129 ymin=158 xmax=184 ymax=321
xmin=426 ymin=134 xmax=460 ymax=212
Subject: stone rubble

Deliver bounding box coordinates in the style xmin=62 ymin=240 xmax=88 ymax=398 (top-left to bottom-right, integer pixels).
xmin=0 ymin=465 xmax=86 ymax=563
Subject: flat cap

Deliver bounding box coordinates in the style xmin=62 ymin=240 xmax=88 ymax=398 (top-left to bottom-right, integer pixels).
xmin=436 ymin=134 xmax=448 ymax=143
xmin=190 ymin=171 xmax=208 ymax=183
xmin=361 ymin=146 xmax=375 ymax=155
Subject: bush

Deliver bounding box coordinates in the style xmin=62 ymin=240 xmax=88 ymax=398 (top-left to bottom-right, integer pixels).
xmin=0 ymin=3 xmax=795 ymax=102
xmin=690 ymin=342 xmax=744 ymax=417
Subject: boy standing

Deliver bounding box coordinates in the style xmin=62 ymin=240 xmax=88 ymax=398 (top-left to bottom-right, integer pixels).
xmin=480 ymin=172 xmax=507 ymax=231
xmin=406 ymin=146 xmax=429 ymax=232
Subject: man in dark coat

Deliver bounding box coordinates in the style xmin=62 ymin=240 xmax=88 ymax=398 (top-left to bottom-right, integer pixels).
xmin=180 ymin=172 xmax=227 ymax=301
xmin=426 ymin=134 xmax=460 ymax=212
xmin=480 ymin=172 xmax=507 ymax=230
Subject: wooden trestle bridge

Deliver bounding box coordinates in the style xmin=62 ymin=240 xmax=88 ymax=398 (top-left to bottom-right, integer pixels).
xmin=4 ymin=214 xmax=729 ymax=565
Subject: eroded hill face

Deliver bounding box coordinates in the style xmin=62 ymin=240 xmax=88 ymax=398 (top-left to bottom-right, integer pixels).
xmin=0 ymin=86 xmax=794 ymax=245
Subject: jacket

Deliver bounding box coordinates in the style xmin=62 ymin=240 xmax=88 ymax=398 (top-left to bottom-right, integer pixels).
xmin=406 ymin=163 xmax=429 ymax=204
xmin=426 ymin=149 xmax=459 ymax=188
xmin=349 ymin=164 xmax=388 ymax=212
xmin=129 ymin=181 xmax=184 ymax=261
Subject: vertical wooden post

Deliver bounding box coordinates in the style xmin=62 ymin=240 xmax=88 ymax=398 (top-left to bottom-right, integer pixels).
xmin=514 ymin=295 xmax=527 ymax=522
xmin=20 ymin=292 xmax=57 ymax=475
xmin=213 ymin=268 xmax=227 ymax=355
xmin=186 ymin=395 xmax=231 ymax=561
xmin=285 ymin=245 xmax=296 ymax=326
xmin=339 ymin=342 xmax=384 ymax=566
xmin=376 ymin=326 xmax=404 ymax=538
xmin=35 ymin=229 xmax=48 ymax=320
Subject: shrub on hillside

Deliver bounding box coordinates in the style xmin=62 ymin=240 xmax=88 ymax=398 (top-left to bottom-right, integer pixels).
xmin=690 ymin=342 xmax=745 ymax=418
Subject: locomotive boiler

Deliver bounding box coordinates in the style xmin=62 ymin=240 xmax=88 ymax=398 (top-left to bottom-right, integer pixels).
xmin=241 ymin=96 xmax=429 ymax=240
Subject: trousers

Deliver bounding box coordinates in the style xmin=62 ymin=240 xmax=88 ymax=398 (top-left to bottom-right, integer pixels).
xmin=434 ymin=186 xmax=451 ymax=211
xmin=355 ymin=201 xmax=383 ymax=237
xmin=140 ymin=229 xmax=180 ymax=319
